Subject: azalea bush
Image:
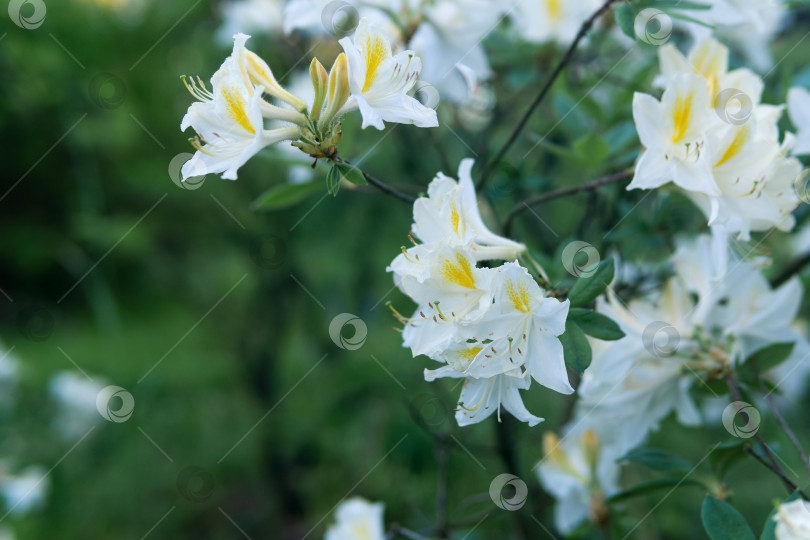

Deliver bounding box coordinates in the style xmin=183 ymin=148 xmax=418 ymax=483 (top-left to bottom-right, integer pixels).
xmin=4 ymin=0 xmax=810 ymax=538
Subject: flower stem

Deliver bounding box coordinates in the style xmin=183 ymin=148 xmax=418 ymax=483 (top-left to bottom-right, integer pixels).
xmin=334 ymin=157 xmax=417 ymax=203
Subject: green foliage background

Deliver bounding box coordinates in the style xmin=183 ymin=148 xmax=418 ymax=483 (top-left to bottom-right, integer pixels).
xmin=2 ymin=1 xmax=810 ymax=538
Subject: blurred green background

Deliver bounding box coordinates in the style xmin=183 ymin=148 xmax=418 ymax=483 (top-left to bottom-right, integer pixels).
xmin=2 ymin=1 xmax=810 ymax=538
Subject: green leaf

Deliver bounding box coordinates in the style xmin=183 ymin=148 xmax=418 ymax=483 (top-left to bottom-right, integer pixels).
xmin=606 ymin=477 xmax=704 ymax=504
xmin=614 ymin=5 xmax=636 ymax=40
xmin=567 ymin=258 xmax=615 ymax=307
xmin=620 ymin=447 xmax=691 ymax=473
xmin=335 ymin=162 xmax=368 ymax=186
xmin=709 ymin=440 xmax=746 ymax=479
xmin=702 ymin=496 xmax=755 ymax=540
xmin=568 ymin=309 xmax=625 ymax=341
xmin=740 ymin=342 xmax=796 ymax=380
xmin=251 ymin=181 xmax=322 ymax=211
xmin=560 ymin=320 xmax=592 ymax=373
xmin=326 ymin=165 xmax=342 ymax=196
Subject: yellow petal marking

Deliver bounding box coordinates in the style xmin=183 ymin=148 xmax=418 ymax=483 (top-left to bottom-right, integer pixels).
xmin=505 ymin=278 xmax=531 ymax=313
xmin=671 ymin=92 xmax=693 ymax=143
xmin=450 ymin=202 xmax=461 ymax=236
xmin=362 ymin=32 xmax=389 ymax=93
xmin=221 ymin=86 xmax=255 ymax=135
xmin=441 ymin=252 xmax=476 ymax=289
xmin=546 ymin=0 xmax=562 ymax=20
xmin=714 ymin=125 xmax=749 ymax=168
xmin=449 ymin=347 xmax=482 ymax=372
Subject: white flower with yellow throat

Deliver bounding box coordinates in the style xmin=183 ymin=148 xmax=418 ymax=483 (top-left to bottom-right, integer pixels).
xmin=180 ymin=34 xmax=305 ymax=180
xmin=338 ymin=18 xmax=438 ymax=130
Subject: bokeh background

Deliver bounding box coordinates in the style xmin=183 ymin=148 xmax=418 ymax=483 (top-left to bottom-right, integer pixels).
xmin=2 ymin=0 xmax=810 ymax=538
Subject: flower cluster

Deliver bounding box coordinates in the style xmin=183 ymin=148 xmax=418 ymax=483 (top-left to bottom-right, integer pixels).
xmin=629 ymin=38 xmax=801 ymax=240
xmin=180 ymin=19 xmax=437 ymax=182
xmin=387 ymin=159 xmax=574 ymax=427
xmin=537 ymin=229 xmax=810 ymax=533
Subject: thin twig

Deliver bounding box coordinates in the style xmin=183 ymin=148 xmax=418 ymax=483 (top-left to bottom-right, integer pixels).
xmin=476 ymin=0 xmax=624 ymax=189
xmin=502 ymin=169 xmax=632 ymax=235
xmin=724 ymin=372 xmax=797 ymax=494
xmin=335 ymin=157 xmax=417 ymax=204
xmin=743 ymin=444 xmax=803 ymax=496
xmin=753 ymin=361 xmax=810 ymax=474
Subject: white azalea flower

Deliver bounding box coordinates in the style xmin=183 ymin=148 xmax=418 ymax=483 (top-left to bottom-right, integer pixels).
xmin=284 ymin=0 xmax=497 ymax=104
xmin=632 ymin=38 xmax=799 ymax=238
xmin=325 ymin=497 xmax=385 ymax=540
xmin=452 ymin=262 xmax=573 ymax=394
xmin=629 ymin=73 xmax=719 ymax=195
xmin=536 ymin=430 xmax=619 ymax=534
xmin=576 ymin=280 xmax=702 ymax=455
xmin=338 ymin=18 xmax=438 ymax=129
xmin=412 ymin=158 xmax=526 ymax=261
xmin=181 ymin=34 xmax=304 ymax=180
xmin=511 ymin=0 xmax=602 ymax=45
xmin=389 ymin=243 xmax=496 ymax=357
xmin=774 ymin=498 xmax=810 ymax=540
xmin=788 ymin=86 xmax=810 ymax=156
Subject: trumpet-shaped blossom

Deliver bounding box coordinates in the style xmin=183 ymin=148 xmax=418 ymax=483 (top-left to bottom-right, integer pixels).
xmin=412 ymin=158 xmax=526 ymax=261
xmin=180 ymin=34 xmax=303 ymax=180
xmin=339 ymin=19 xmax=438 ymax=130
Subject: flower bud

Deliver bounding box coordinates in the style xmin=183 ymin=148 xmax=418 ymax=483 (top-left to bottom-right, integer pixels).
xmin=246 ymin=50 xmax=307 ymax=112
xmin=319 ymin=53 xmax=350 ymax=131
xmin=309 ymin=58 xmax=329 ymax=121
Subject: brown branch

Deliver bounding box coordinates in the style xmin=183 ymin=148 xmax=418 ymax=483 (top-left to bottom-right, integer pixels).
xmin=502 ymin=169 xmax=632 ymax=235
xmin=476 ymin=0 xmax=625 ymax=190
